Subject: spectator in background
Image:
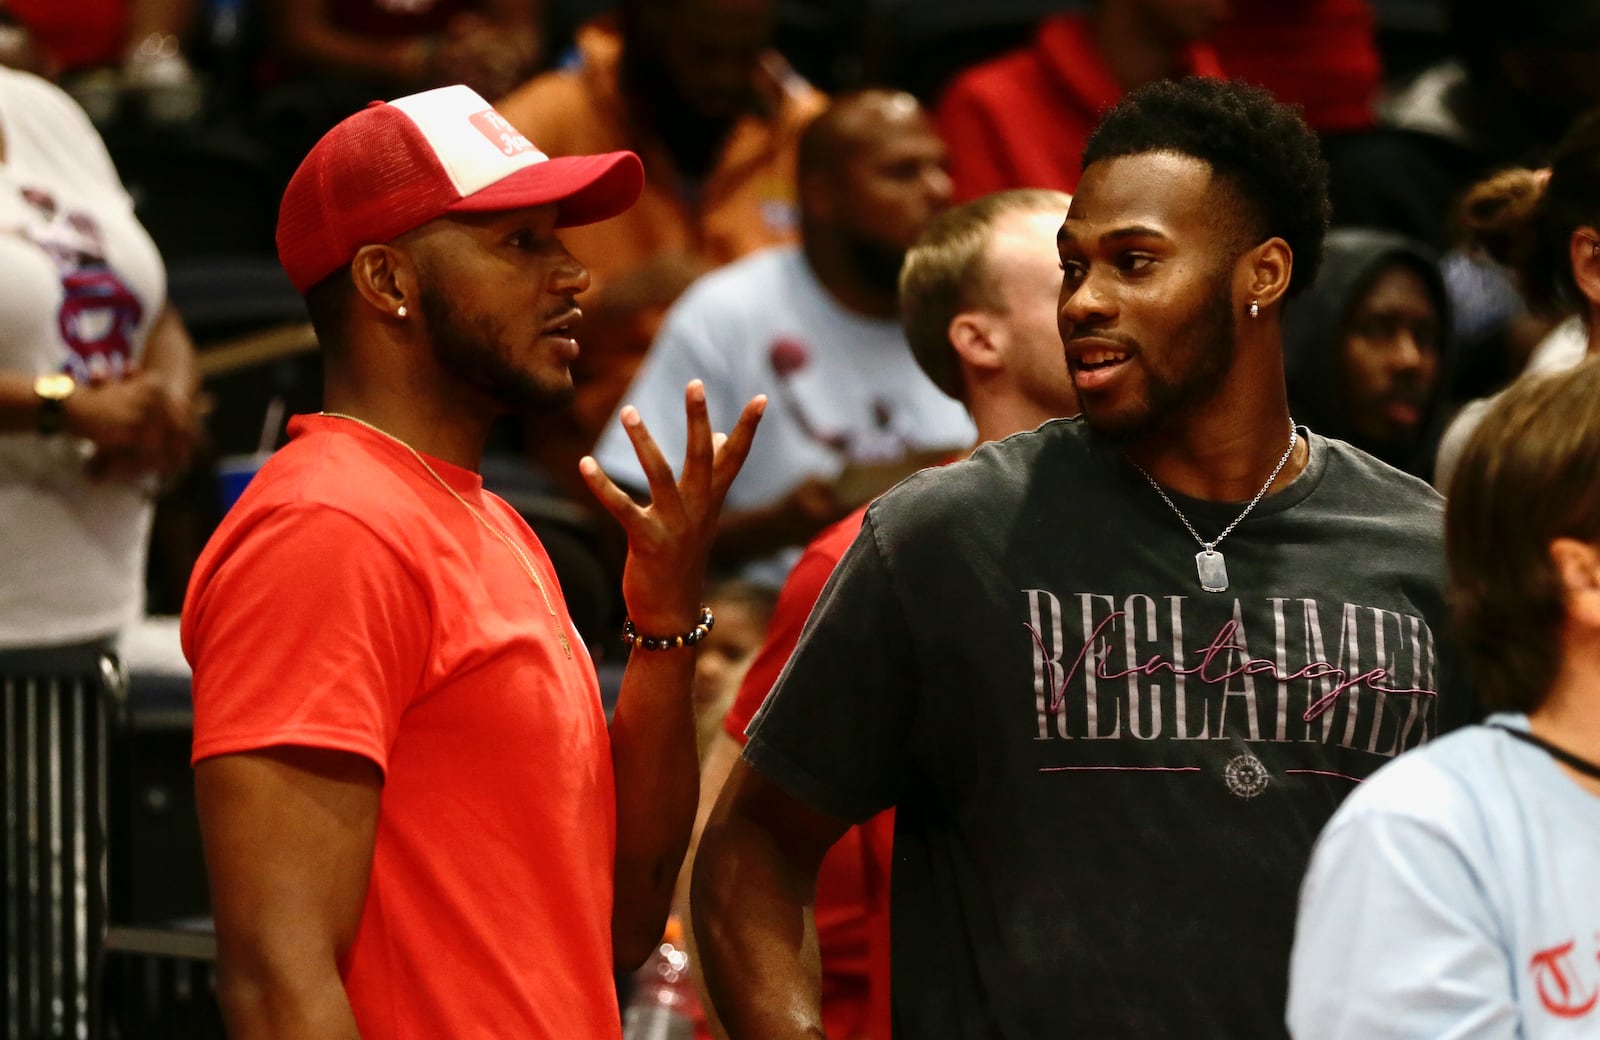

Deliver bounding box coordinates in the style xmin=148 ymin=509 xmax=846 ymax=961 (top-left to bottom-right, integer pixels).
xmin=0 ymin=0 xmax=203 ymax=124
xmin=935 ymin=0 xmax=1224 ymax=201
xmin=270 ymin=0 xmax=544 ymax=103
xmin=1342 ymin=0 xmax=1600 ymax=253
xmin=688 ymin=187 xmax=1076 ymax=1040
xmin=1288 ymin=356 xmax=1600 ymax=1040
xmin=691 ymin=578 xmax=775 ymax=762
xmin=1210 ymin=0 xmax=1380 ymax=136
xmin=1284 ymin=228 xmax=1453 ymax=481
xmin=0 ymin=61 xmax=200 ymax=1037
xmin=498 ymin=0 xmax=825 ymax=506
xmin=591 ymin=90 xmax=972 ymax=586
xmin=1434 ymin=109 xmax=1600 ymax=493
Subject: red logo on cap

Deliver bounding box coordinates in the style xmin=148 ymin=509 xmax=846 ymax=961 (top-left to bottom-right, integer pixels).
xmin=469 ymin=110 xmax=537 ymax=158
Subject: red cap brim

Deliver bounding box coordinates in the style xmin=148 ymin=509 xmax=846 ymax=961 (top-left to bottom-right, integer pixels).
xmin=445 ymin=150 xmax=644 ymax=228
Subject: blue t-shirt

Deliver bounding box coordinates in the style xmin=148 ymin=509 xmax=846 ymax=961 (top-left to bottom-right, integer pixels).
xmin=1289 ymin=714 xmax=1600 ymax=1038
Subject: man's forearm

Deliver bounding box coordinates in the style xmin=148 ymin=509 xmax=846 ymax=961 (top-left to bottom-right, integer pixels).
xmin=610 ymin=647 xmax=700 ymax=969
xmin=692 ymin=811 xmax=826 ymax=1039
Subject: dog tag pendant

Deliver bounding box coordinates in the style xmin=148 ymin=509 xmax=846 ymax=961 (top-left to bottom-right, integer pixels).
xmin=1196 ymin=549 xmax=1228 ymax=593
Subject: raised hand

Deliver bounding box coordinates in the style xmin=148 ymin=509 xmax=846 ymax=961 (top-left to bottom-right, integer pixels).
xmin=580 ymin=380 xmax=765 ymax=634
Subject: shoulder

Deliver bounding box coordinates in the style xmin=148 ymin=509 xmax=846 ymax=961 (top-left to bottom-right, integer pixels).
xmin=941 ymin=16 xmax=1073 ymax=105
xmin=498 ymin=67 xmax=593 ymax=143
xmin=1321 ymin=726 xmax=1509 ymax=842
xmin=669 ymin=246 xmax=801 ymax=318
xmin=1316 ymin=434 xmax=1444 ymax=522
xmin=0 ymin=66 xmax=102 ymax=147
xmin=867 ymin=419 xmax=1088 ymax=541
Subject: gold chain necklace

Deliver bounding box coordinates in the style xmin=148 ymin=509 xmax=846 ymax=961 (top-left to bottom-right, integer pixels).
xmin=319 ymin=412 xmax=572 ymax=658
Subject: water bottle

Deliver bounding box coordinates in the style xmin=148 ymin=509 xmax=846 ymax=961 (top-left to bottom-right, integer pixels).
xmin=621 ymin=916 xmax=696 ymax=1040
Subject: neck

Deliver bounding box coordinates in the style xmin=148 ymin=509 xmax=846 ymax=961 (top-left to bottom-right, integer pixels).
xmin=969 ymin=383 xmax=1068 ymax=446
xmin=801 ymin=233 xmax=901 ymax=319
xmin=1093 ymin=0 xmax=1187 ymax=92
xmin=1124 ymin=401 xmax=1302 ymax=502
xmin=1527 ymin=646 xmax=1600 ymax=798
xmin=322 ymin=376 xmax=493 ymax=473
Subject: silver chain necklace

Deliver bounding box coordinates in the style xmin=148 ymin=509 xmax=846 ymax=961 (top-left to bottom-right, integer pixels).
xmin=1128 ymin=422 xmax=1299 ymax=594
xmin=319 ymin=411 xmax=572 ymax=658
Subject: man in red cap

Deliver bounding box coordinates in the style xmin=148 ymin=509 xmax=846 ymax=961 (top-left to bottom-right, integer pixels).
xmin=181 ymin=84 xmax=765 ymax=1038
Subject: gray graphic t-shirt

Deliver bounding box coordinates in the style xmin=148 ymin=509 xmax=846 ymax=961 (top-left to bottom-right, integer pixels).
xmin=744 ymin=417 xmax=1472 ymax=1040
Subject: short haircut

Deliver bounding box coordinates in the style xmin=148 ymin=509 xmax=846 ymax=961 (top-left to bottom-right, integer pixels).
xmin=1446 ymin=357 xmax=1600 ymax=714
xmin=1081 ymin=77 xmax=1331 ymax=295
xmin=899 ymin=188 xmax=1073 ymax=400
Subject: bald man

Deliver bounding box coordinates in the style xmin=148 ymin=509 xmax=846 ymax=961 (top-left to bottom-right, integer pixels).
xmin=592 ymin=90 xmax=975 ymax=584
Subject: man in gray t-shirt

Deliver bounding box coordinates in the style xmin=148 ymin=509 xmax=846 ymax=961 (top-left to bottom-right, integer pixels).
xmin=693 ymin=79 xmax=1475 ymax=1040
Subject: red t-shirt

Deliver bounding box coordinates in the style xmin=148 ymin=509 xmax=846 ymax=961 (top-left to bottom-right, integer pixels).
xmin=936 ymin=13 xmax=1223 ymax=202
xmin=724 ymin=506 xmax=894 ymax=1040
xmin=184 ymin=415 xmax=620 ymax=1039
xmin=1211 ymin=0 xmax=1379 ymax=134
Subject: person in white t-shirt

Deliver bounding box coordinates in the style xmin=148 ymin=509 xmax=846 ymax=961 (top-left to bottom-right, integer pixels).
xmin=592 ymin=90 xmax=974 ymax=584
xmin=1289 ymin=356 xmax=1600 ymax=1039
xmin=0 ymin=63 xmax=200 ymax=1037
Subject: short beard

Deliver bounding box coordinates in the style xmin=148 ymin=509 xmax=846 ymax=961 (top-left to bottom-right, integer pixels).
xmin=420 ymin=284 xmax=574 ymax=414
xmin=1082 ymin=277 xmax=1236 ymax=443
xmin=840 ymin=232 xmax=909 ymax=297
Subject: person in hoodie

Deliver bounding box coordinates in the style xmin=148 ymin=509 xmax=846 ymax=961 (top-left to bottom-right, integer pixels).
xmin=1283 ymin=227 xmax=1452 ymax=480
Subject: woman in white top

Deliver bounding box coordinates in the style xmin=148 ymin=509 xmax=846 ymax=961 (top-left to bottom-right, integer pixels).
xmin=0 ymin=63 xmax=200 ymax=1037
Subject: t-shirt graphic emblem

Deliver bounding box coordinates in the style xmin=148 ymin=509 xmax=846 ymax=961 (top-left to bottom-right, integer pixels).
xmin=1224 ymin=753 xmax=1270 ymax=799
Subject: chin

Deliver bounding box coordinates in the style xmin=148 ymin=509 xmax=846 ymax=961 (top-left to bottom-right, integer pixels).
xmin=1079 ymin=400 xmax=1159 ymax=443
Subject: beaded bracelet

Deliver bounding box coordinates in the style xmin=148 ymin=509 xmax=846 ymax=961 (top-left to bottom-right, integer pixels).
xmin=622 ymin=606 xmax=716 ymax=651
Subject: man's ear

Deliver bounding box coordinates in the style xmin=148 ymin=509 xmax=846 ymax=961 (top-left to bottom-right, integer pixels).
xmin=1569 ymin=227 xmax=1600 ymax=311
xmin=1237 ymin=236 xmax=1293 ymax=315
xmin=349 ymin=244 xmax=416 ymax=321
xmin=1551 ymin=537 xmax=1600 ymax=631
xmin=948 ymin=310 xmax=1003 ymax=374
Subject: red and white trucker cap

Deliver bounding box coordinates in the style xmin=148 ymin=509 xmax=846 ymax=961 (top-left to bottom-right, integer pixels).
xmin=276 ymin=84 xmax=645 ymax=293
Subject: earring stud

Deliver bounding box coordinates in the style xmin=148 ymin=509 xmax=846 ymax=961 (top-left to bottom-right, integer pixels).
xmin=1248 ymin=300 xmax=1260 ymax=319
xmin=396 ymin=304 xmax=408 ymax=319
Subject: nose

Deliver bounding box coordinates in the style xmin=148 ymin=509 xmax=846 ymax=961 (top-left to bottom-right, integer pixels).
xmin=552 ymin=247 xmax=590 ymax=296
xmin=1058 ymin=267 xmax=1115 ymax=336
xmin=1390 ymin=329 xmax=1426 ymax=372
xmin=924 ymin=163 xmax=954 ymax=209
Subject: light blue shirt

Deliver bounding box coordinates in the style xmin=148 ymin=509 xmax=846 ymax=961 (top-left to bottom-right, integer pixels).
xmin=1288 ymin=714 xmax=1600 ymax=1039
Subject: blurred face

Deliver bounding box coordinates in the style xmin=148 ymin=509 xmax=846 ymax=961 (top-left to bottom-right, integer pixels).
xmin=653 ymin=0 xmax=773 ymax=120
xmin=829 ymin=97 xmax=953 ymax=286
xmin=1338 ymin=263 xmax=1442 ymax=454
xmin=411 ymin=204 xmax=591 ymax=412
xmin=693 ymin=598 xmax=769 ymax=715
xmin=1056 ymin=152 xmax=1242 ymax=441
xmin=984 ymin=207 xmax=1080 ymax=418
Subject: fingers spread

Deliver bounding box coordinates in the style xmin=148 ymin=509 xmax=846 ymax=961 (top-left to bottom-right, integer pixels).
xmin=579 ymin=456 xmax=645 ymax=528
xmin=618 ymin=405 xmax=684 ymax=518
xmin=679 ymin=380 xmax=713 ymax=494
xmin=711 ymin=395 xmax=766 ymax=499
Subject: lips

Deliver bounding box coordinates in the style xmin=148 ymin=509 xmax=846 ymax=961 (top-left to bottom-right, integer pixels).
xmin=542 ymin=308 xmax=582 ymax=339
xmin=1065 ymin=339 xmax=1134 ymax=393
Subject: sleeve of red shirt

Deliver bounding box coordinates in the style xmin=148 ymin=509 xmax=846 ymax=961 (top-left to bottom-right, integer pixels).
xmin=185 ymin=505 xmax=432 ymax=774
xmin=723 ymin=509 xmax=866 ymax=744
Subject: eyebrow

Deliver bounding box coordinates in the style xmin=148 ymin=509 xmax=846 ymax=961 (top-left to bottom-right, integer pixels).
xmin=1057 ymin=224 xmax=1171 ymax=249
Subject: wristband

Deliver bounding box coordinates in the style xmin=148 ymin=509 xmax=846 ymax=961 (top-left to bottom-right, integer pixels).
xmin=622 ymin=606 xmax=715 ymax=651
